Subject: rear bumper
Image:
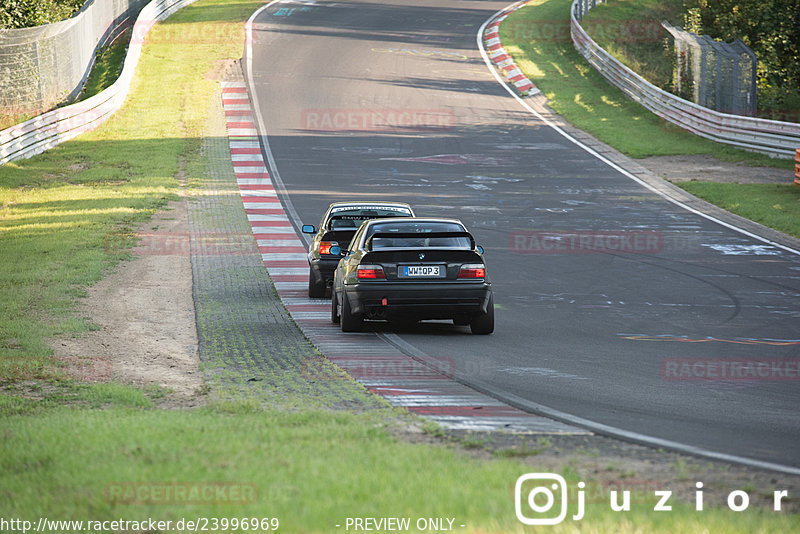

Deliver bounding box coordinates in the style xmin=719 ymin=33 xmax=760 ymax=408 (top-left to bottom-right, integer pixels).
xmin=309 ymin=257 xmax=340 ymax=285
xmin=344 ymin=281 xmax=492 ymax=319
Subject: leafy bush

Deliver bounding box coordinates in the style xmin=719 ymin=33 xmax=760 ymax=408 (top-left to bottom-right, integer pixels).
xmin=0 ymin=0 xmax=86 ymax=29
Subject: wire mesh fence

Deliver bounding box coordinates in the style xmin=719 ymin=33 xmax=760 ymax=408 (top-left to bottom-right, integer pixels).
xmin=573 ymin=1 xmax=757 ymax=117
xmin=662 ymin=22 xmax=757 ymax=117
xmin=0 ymin=0 xmax=148 ymax=118
xmin=570 ymin=0 xmax=799 ymax=157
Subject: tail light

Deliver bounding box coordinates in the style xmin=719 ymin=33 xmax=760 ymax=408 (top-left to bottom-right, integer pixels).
xmin=357 ymin=265 xmax=386 ymax=279
xmin=458 ymin=264 xmax=485 ymax=279
xmin=319 ymin=241 xmax=337 ymax=255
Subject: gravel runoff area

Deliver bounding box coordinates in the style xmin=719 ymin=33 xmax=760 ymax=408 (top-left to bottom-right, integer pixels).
xmin=49 ymin=61 xmax=800 ymax=512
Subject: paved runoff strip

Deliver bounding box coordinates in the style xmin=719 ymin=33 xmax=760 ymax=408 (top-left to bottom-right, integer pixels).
xmin=220 ymin=76 xmax=586 ymax=435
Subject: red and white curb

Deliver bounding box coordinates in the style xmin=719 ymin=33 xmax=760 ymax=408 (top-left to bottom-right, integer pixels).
xmin=220 ymin=80 xmax=584 ymax=434
xmin=484 ymin=1 xmax=540 ymax=97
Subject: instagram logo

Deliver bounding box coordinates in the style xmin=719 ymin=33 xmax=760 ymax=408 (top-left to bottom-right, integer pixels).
xmin=514 ymin=474 xmax=584 ymax=525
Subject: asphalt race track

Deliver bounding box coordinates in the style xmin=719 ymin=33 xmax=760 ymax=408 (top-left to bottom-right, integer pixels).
xmin=245 ymin=0 xmax=800 ymax=469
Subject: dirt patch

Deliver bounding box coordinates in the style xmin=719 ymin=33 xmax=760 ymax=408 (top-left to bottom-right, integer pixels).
xmin=51 ymin=192 xmax=203 ymax=409
xmin=204 ymin=59 xmax=241 ymax=81
xmin=640 ymin=154 xmax=793 ymax=184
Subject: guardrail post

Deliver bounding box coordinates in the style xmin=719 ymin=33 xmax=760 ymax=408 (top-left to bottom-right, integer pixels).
xmin=795 ymin=149 xmax=800 ymax=186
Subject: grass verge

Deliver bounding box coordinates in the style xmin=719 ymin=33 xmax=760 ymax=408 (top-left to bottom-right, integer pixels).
xmin=500 ymin=0 xmax=789 ymax=166
xmin=0 ymin=0 xmax=799 ymax=532
xmin=581 ymin=0 xmax=681 ymax=90
xmin=2 ymin=395 xmax=798 ymax=533
xmin=77 ymin=28 xmax=132 ymax=102
xmin=0 ymin=0 xmax=254 ymax=379
xmin=0 ymin=19 xmax=132 ymax=130
xmin=678 ymin=182 xmax=800 ymax=238
xmin=500 ymin=0 xmax=799 ymax=240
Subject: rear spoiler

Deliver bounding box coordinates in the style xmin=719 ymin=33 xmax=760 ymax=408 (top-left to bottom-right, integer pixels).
xmin=366 ymin=231 xmax=475 ymax=251
xmin=326 ymin=214 xmax=403 ymax=230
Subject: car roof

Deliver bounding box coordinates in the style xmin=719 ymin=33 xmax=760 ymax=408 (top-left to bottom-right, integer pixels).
xmin=364 ymin=217 xmax=467 ymax=228
xmin=327 ymin=201 xmax=412 ymax=209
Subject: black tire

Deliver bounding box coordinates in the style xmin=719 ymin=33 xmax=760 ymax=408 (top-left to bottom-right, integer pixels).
xmin=308 ymin=270 xmax=326 ymax=298
xmin=331 ymin=290 xmax=340 ymax=324
xmin=340 ymin=292 xmax=363 ymax=332
xmin=470 ymin=293 xmax=494 ymax=335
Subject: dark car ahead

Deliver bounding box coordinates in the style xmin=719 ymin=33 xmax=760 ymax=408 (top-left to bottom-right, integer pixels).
xmin=301 ymin=202 xmax=414 ymax=297
xmin=330 ymin=218 xmax=494 ymax=334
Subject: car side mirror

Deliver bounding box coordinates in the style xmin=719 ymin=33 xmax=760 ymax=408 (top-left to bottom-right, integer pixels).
xmin=301 ymin=225 xmax=316 ymax=234
xmin=476 ymin=245 xmax=484 ymax=254
xmin=329 ymin=246 xmax=344 ymax=256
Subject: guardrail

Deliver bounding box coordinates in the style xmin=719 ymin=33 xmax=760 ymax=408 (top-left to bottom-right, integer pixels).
xmin=0 ymin=0 xmax=197 ymax=166
xmin=570 ymin=0 xmax=800 ymax=159
xmin=0 ymin=0 xmax=149 ymax=116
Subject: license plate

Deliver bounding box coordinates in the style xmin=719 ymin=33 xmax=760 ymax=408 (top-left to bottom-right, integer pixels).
xmin=401 ymin=265 xmax=443 ymax=278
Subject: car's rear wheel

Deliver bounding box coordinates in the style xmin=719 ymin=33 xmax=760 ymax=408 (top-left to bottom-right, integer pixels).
xmin=340 ymin=292 xmax=363 ymax=332
xmin=331 ymin=290 xmax=340 ymax=324
xmin=308 ymin=271 xmax=326 ymax=298
xmin=470 ymin=293 xmax=494 ymax=335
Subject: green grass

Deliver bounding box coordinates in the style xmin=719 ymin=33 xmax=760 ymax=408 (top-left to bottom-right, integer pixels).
xmin=500 ymin=0 xmax=791 ymax=168
xmin=501 ymin=0 xmax=799 ymax=240
xmin=77 ymin=29 xmax=131 ymax=101
xmin=1 ymin=1 xmax=799 ymax=531
xmin=677 ymin=182 xmax=800 ymax=238
xmin=0 ymin=18 xmax=130 ymax=130
xmin=2 ymin=398 xmax=798 ymax=533
xmin=0 ymin=0 xmax=253 ymax=381
xmin=582 ymin=0 xmax=682 ymax=90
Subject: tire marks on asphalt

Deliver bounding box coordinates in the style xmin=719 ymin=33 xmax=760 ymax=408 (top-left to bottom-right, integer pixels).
xmin=221 ymin=78 xmax=588 ymax=435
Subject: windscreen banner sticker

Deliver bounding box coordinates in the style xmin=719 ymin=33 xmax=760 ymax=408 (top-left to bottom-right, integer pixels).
xmin=330 ymin=206 xmax=411 ymax=214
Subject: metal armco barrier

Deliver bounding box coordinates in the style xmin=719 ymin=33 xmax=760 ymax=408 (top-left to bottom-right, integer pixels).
xmin=570 ymin=0 xmax=800 ymax=159
xmin=0 ymin=0 xmax=197 ymax=166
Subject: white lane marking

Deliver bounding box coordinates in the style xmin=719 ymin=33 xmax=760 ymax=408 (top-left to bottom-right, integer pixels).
xmin=237 ymin=178 xmax=273 ymax=185
xmin=701 ymin=244 xmax=782 ymax=256
xmin=262 ymin=253 xmax=307 ymax=261
xmin=234 ymin=165 xmax=268 ymax=173
xmin=257 ymin=239 xmax=304 ymax=247
xmin=273 ymin=282 xmax=307 ymax=290
xmin=428 ymin=416 xmax=590 ymax=433
xmin=251 ymin=227 xmax=297 ymax=234
xmin=240 ymin=190 xmax=278 ymax=197
xmin=231 ymin=154 xmax=264 ymax=161
xmin=497 ymin=367 xmax=589 ymax=380
xmin=476 ymin=1 xmax=800 ymax=257
xmin=228 ymin=128 xmax=259 ymax=136
xmin=385 ymin=395 xmax=506 ymax=407
xmin=268 ymin=267 xmax=308 ymax=275
xmin=247 ymin=214 xmax=290 ymax=221
xmin=246 ymin=1 xmax=309 ymax=244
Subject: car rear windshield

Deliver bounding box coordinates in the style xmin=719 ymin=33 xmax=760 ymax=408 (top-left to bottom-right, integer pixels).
xmin=367 ymin=221 xmax=471 ymax=249
xmin=326 ymin=206 xmax=412 ymax=230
